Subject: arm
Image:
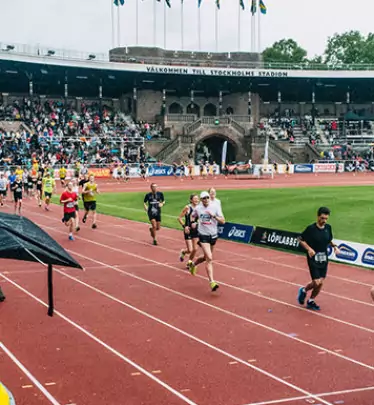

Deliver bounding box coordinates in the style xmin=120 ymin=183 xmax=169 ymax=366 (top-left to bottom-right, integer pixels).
xmin=329 ymin=229 xmax=340 ymax=254
xmin=143 ymin=194 xmax=148 ymax=212
xmin=212 ymin=213 xmax=225 ymax=225
xmin=158 ymin=192 xmax=165 ymax=208
xmin=178 ymin=205 xmax=189 ymax=228
xmin=298 ymin=227 xmax=315 ymax=258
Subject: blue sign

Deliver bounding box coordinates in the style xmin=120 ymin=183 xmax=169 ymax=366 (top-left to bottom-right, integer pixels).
xmin=335 ymin=243 xmax=358 ymax=262
xmin=218 ymin=222 xmax=254 ymax=244
xmin=361 ymin=248 xmax=374 ymax=266
xmin=294 ymin=164 xmax=314 ymax=174
xmin=147 ymin=165 xmax=174 ymax=177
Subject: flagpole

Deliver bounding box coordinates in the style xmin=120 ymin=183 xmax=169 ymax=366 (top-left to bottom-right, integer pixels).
xmin=215 ymin=6 xmax=218 ymax=52
xmin=198 ymin=6 xmax=201 ymax=51
xmin=164 ymin=0 xmax=167 ymax=49
xmin=257 ymin=8 xmax=261 ymax=52
xmin=117 ymin=3 xmax=121 ymax=46
xmin=251 ymin=12 xmax=256 ymax=52
xmin=111 ymin=1 xmax=115 ymax=48
xmin=153 ymin=0 xmax=157 ymax=47
xmin=136 ymin=0 xmax=139 ymax=45
xmin=181 ymin=1 xmax=184 ymax=50
xmin=238 ymin=2 xmax=241 ymax=51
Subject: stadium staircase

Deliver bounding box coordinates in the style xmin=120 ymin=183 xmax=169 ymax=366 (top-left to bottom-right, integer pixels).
xmin=0 ymin=120 xmax=32 ymax=133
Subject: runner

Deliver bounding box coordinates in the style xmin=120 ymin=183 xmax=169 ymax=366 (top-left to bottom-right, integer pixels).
xmin=42 ymin=172 xmax=56 ymax=211
xmin=208 ymin=187 xmax=222 ymax=213
xmin=143 ymin=183 xmax=165 ymax=246
xmin=178 ymin=194 xmax=200 ymax=266
xmin=60 ymin=181 xmax=78 ymax=241
xmin=11 ymin=176 xmax=23 ymax=215
xmin=188 ymin=191 xmax=225 ymax=292
xmin=0 ymin=285 xmax=5 ymax=302
xmin=35 ymin=172 xmax=43 ymax=207
xmin=82 ymin=174 xmax=99 ymax=229
xmin=59 ymin=166 xmax=67 ymax=187
xmin=0 ymin=173 xmax=7 ymax=206
xmin=297 ymin=207 xmax=340 ymax=311
xmin=72 ymin=178 xmax=81 ymax=231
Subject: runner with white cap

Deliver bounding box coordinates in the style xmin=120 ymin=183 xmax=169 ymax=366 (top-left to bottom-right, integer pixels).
xmin=188 ymin=191 xmax=225 ymax=292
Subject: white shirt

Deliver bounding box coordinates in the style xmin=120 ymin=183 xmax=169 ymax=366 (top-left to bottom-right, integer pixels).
xmin=192 ymin=202 xmax=223 ymax=237
xmin=210 ymin=198 xmax=223 ymax=217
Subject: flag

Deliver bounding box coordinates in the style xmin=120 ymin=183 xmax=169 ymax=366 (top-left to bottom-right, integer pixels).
xmin=240 ymin=0 xmax=245 ymax=10
xmin=113 ymin=0 xmax=125 ymax=5
xmin=198 ymin=0 xmax=202 ymax=6
xmin=216 ymin=0 xmax=220 ymax=9
xmin=250 ymin=0 xmax=257 ymax=15
xmin=165 ymin=0 xmax=171 ymax=7
xmin=259 ymin=0 xmax=267 ymax=14
xmin=221 ymin=141 xmax=227 ymax=170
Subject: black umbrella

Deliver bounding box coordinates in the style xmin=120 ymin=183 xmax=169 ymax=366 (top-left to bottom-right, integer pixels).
xmin=0 ymin=212 xmax=83 ymax=316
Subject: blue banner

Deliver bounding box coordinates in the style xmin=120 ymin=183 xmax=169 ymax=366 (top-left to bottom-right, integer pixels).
xmin=218 ymin=222 xmax=254 ymax=244
xmin=147 ymin=165 xmax=174 ymax=177
xmin=293 ymin=164 xmax=314 ymax=174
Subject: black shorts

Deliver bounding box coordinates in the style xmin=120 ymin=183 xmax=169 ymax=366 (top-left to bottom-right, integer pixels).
xmin=63 ymin=212 xmax=76 ymax=222
xmin=0 ymin=190 xmax=6 ymax=196
xmin=75 ymin=204 xmax=79 ymax=212
xmin=14 ymin=192 xmax=22 ymax=202
xmin=60 ymin=177 xmax=66 ymax=181
xmin=84 ymin=201 xmax=96 ymax=211
xmin=148 ymin=213 xmax=161 ymax=223
xmin=184 ymin=229 xmax=199 ymax=240
xmin=199 ymin=234 xmax=218 ymax=246
xmin=308 ymin=257 xmax=328 ymax=280
xmin=44 ymin=192 xmax=52 ymax=198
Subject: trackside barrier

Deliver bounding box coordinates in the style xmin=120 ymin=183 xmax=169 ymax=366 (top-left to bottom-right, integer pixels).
xmin=328 ymin=239 xmax=374 ymax=269
xmin=217 ymin=222 xmax=254 ymax=244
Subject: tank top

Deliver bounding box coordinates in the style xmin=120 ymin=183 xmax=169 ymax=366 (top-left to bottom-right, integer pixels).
xmin=184 ymin=205 xmax=193 ymax=227
xmin=84 ymin=183 xmax=97 ymax=202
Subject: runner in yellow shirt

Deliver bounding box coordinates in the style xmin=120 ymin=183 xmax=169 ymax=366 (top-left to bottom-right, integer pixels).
xmin=42 ymin=172 xmax=56 ymax=211
xmin=82 ymin=174 xmax=99 ymax=229
xmin=15 ymin=166 xmax=23 ymax=178
xmin=59 ymin=166 xmax=67 ymax=187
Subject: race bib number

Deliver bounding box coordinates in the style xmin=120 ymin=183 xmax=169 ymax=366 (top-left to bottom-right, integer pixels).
xmin=315 ymin=252 xmax=327 ymax=263
xmin=151 ymin=207 xmax=158 ymax=215
xmin=66 ymin=202 xmax=75 ymax=208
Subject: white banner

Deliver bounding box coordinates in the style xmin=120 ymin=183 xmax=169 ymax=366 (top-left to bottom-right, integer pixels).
xmin=221 ymin=141 xmax=227 ymax=170
xmin=313 ymin=163 xmax=344 ymax=173
xmin=328 ymin=239 xmax=374 ymax=269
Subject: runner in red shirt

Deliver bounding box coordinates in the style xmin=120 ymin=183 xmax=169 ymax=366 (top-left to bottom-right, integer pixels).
xmin=60 ymin=181 xmax=78 ymax=241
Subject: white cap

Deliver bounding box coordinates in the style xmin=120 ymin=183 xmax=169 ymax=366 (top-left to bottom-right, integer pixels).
xmin=200 ymin=191 xmax=210 ymax=199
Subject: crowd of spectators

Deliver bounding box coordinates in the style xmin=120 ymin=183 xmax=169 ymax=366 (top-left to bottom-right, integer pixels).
xmin=0 ymin=97 xmax=163 ymax=168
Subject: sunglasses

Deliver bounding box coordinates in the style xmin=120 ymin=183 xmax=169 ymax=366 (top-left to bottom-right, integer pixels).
xmin=202 ymin=196 xmax=210 ymax=200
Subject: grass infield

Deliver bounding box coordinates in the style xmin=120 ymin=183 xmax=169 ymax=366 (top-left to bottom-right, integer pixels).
xmin=54 ymin=185 xmax=374 ymax=245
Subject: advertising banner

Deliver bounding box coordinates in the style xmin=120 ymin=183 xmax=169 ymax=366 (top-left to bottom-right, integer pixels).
xmin=313 ymin=163 xmax=339 ymax=173
xmin=218 ymin=222 xmax=254 ymax=244
xmin=344 ymin=161 xmax=367 ymax=172
xmin=293 ymin=164 xmax=314 ymax=174
xmin=250 ymin=226 xmax=303 ymax=252
xmin=328 ymin=238 xmax=374 ymax=269
xmin=88 ymin=168 xmax=111 ymax=178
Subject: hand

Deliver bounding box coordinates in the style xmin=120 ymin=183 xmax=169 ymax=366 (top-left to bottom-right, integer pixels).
xmin=333 ymin=246 xmax=340 ymax=255
xmin=184 ymin=226 xmax=190 ymax=234
xmin=191 ymin=223 xmax=197 ymax=229
xmin=159 ymin=202 xmax=164 ymax=208
xmin=308 ymin=248 xmax=316 ymax=258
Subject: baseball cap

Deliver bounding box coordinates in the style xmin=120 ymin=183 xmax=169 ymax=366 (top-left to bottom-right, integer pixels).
xmin=200 ymin=191 xmax=210 ymax=199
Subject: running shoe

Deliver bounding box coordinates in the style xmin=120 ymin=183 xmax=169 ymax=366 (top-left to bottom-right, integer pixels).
xmin=306 ymin=300 xmax=320 ymax=311
xmin=188 ymin=261 xmax=197 ymax=276
xmin=210 ymin=282 xmax=219 ymax=292
xmin=297 ymin=287 xmax=307 ymax=305
xmin=179 ymin=250 xmax=186 ymax=262
xmin=76 ymin=226 xmax=80 ymax=232
xmin=82 ymin=215 xmax=87 ymax=224
xmin=69 ymin=235 xmax=74 ymax=241
xmin=92 ymin=223 xmax=97 ymax=229
xmin=153 ymin=239 xmax=158 ymax=246
xmin=186 ymin=260 xmax=192 ymax=270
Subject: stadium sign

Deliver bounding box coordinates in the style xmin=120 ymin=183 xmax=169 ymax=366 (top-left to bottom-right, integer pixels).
xmin=250 ymin=226 xmax=303 ymax=253
xmin=218 ymin=222 xmax=254 ymax=244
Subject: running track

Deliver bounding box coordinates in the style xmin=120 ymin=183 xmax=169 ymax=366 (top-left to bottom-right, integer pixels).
xmin=1 ymin=173 xmax=373 ymax=405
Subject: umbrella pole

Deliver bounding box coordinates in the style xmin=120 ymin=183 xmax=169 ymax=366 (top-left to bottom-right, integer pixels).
xmin=47 ymin=264 xmax=54 ymax=317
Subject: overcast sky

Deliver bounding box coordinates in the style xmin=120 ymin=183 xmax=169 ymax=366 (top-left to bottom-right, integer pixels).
xmin=0 ymin=0 xmax=372 ymax=58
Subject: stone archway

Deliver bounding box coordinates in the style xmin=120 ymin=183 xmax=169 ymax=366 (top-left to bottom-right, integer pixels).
xmin=187 ymin=102 xmax=200 ymax=117
xmin=203 ymin=103 xmax=217 ymax=117
xmin=168 ymin=102 xmax=183 ymax=114
xmin=195 ymin=133 xmax=238 ymax=164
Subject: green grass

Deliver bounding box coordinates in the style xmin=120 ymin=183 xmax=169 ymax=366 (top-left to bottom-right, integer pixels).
xmin=54 ymin=185 xmax=374 ymax=245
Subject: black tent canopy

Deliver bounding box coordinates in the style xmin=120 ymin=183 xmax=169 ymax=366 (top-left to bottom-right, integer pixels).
xmin=0 ymin=212 xmax=83 ymax=316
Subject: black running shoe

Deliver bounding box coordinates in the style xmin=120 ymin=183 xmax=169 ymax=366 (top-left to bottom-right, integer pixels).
xmin=0 ymin=287 xmax=5 ymax=302
xmin=153 ymin=239 xmax=158 ymax=246
xmin=82 ymin=215 xmax=87 ymax=224
xmin=307 ymin=300 xmax=320 ymax=311
xmin=92 ymin=223 xmax=97 ymax=229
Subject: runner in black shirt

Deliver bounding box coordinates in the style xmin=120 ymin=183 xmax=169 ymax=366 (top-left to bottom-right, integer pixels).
xmin=12 ymin=177 xmax=23 ymax=215
xmin=143 ymin=183 xmax=165 ymax=245
xmin=297 ymin=207 xmax=340 ymax=311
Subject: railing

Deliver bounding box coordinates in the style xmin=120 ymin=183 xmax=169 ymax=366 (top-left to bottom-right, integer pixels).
xmin=184 ymin=119 xmax=202 ymax=135
xmin=269 ymin=140 xmax=294 ymax=161
xmin=165 ymin=114 xmax=197 ymax=123
xmin=305 ymin=142 xmax=321 ymax=159
xmin=155 ymin=137 xmax=180 ymax=161
xmin=229 ymin=119 xmax=246 ymax=136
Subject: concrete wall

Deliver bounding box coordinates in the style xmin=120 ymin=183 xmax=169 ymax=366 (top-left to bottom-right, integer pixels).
xmin=144 ymin=140 xmax=171 ymax=158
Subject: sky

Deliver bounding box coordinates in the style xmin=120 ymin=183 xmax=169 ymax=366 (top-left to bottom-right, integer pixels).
xmin=0 ymin=0 xmax=373 ymax=58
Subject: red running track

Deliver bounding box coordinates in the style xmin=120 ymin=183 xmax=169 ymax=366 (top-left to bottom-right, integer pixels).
xmin=0 ymin=174 xmax=374 ymax=405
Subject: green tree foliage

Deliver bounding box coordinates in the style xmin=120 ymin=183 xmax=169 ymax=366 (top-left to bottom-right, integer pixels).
xmin=324 ymin=30 xmax=367 ymax=64
xmin=262 ymin=39 xmax=307 ymax=64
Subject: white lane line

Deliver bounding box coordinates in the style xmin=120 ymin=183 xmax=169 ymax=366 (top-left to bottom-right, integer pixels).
xmin=0 ymin=342 xmax=61 ymax=405
xmin=26 ymin=209 xmax=374 ymax=333
xmin=0 ymin=274 xmax=198 ymax=405
xmin=0 ymin=273 xmax=334 ymax=405
xmin=243 ymin=385 xmax=374 ymax=405
xmin=57 ymin=249 xmax=374 ymax=372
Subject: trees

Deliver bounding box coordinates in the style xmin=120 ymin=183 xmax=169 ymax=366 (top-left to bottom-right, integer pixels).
xmin=262 ymin=39 xmax=307 ymax=64
xmin=263 ymin=31 xmax=374 ymax=65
